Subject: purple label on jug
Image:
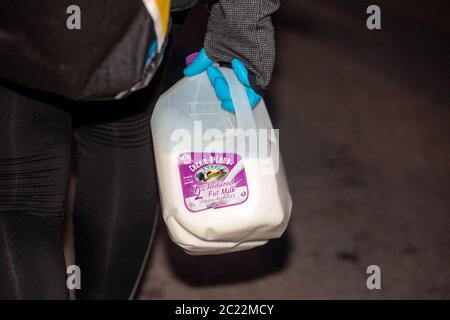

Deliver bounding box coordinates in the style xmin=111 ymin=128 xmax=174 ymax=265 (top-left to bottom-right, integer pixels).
xmin=178 ymin=152 xmax=249 ymax=213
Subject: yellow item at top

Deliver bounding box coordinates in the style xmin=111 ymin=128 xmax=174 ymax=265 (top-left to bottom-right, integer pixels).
xmin=142 ymin=0 xmax=171 ymax=51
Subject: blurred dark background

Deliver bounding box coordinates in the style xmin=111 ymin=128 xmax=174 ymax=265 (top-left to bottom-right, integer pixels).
xmin=136 ymin=0 xmax=450 ymax=299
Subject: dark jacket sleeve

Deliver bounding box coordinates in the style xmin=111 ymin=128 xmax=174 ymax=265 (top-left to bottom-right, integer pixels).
xmin=204 ymin=0 xmax=280 ymax=93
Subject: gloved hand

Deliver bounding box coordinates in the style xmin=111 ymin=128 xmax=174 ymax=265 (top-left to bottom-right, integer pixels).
xmin=183 ymin=48 xmax=261 ymax=113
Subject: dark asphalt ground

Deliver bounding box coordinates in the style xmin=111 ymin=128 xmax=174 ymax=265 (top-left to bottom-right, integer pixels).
xmin=135 ymin=0 xmax=450 ymax=299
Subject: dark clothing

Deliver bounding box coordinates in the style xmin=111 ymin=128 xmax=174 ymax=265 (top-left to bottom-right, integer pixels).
xmin=172 ymin=0 xmax=200 ymax=11
xmin=0 ymin=62 xmax=165 ymax=298
xmin=0 ymin=0 xmax=161 ymax=100
xmin=205 ymin=0 xmax=279 ymax=93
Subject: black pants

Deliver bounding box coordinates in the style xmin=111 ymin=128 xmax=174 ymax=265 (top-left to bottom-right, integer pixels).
xmin=0 ymin=72 xmax=163 ymax=299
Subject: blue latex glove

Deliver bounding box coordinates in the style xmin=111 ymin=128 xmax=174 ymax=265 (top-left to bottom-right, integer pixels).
xmin=183 ymin=48 xmax=261 ymax=113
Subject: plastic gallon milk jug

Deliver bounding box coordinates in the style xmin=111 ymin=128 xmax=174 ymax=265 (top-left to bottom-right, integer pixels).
xmin=151 ymin=67 xmax=292 ymax=255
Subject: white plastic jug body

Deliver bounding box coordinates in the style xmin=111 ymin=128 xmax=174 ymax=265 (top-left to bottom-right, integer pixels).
xmin=151 ymin=68 xmax=292 ymax=255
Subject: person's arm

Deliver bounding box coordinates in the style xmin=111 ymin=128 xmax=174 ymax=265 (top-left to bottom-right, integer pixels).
xmin=184 ymin=0 xmax=280 ymax=112
xmin=204 ymin=0 xmax=279 ymax=94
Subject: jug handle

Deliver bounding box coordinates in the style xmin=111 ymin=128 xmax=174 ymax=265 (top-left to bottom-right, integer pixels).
xmin=221 ymin=68 xmax=259 ymax=132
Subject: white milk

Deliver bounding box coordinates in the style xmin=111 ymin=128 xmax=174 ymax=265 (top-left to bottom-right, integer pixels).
xmin=151 ymin=68 xmax=292 ymax=255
